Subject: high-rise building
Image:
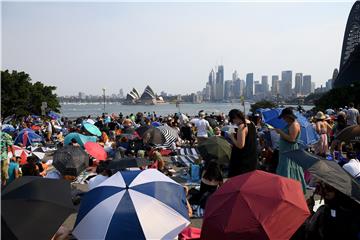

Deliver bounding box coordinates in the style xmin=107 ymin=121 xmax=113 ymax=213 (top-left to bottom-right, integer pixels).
xmin=254 ymin=81 xmax=263 ymax=95
xmin=280 ymin=71 xmax=292 ymax=97
xmin=261 ymin=76 xmax=269 ymax=93
xmin=245 ymin=73 xmax=254 ymax=99
xmin=203 ymin=83 xmax=211 ymax=101
xmin=224 ymin=80 xmax=233 ymax=99
xmin=208 ymin=69 xmax=216 ymax=101
xmin=232 ymin=70 xmax=238 ymax=81
xmin=215 ymin=65 xmax=224 ymax=101
xmin=302 ymin=75 xmax=312 ymax=95
xmin=119 ymin=89 xmax=124 ymax=99
xmin=271 ymin=75 xmax=280 ymax=95
xmin=311 ymin=82 xmax=315 ymax=93
xmin=240 ymin=79 xmax=245 ymax=97
xmin=294 ymin=73 xmax=303 ymax=95
xmin=233 ymin=79 xmax=241 ymax=98
xmin=326 ymin=79 xmax=333 ymax=91
xmin=78 ymin=92 xmax=86 ymax=99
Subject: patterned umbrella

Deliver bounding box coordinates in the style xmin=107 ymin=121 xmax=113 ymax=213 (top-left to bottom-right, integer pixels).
xmin=30 ymin=146 xmax=46 ymax=160
xmin=12 ymin=145 xmax=30 ymax=165
xmin=53 ymin=145 xmax=89 ymax=177
xmin=14 ymin=128 xmax=43 ymax=147
xmin=157 ymin=126 xmax=179 ymax=148
xmin=73 ymin=169 xmax=190 ymax=240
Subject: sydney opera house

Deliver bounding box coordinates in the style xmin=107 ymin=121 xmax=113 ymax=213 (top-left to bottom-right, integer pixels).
xmin=124 ymin=85 xmax=165 ymax=105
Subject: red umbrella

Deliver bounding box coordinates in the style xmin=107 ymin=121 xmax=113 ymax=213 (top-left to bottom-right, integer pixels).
xmin=201 ymin=170 xmax=310 ymax=240
xmin=11 ymin=145 xmax=30 ymax=165
xmin=84 ymin=142 xmax=107 ymax=161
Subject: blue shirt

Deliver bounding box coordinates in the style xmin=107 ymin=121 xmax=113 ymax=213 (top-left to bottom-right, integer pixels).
xmin=8 ymin=161 xmax=19 ymax=183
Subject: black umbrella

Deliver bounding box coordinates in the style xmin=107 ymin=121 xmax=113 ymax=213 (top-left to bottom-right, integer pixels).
xmin=142 ymin=128 xmax=165 ymax=145
xmin=136 ymin=125 xmax=154 ymax=138
xmin=197 ymin=136 xmax=232 ymax=165
xmin=336 ymin=125 xmax=360 ymax=143
xmin=1 ymin=177 xmax=75 ymax=240
xmin=108 ymin=157 xmax=151 ymax=170
xmin=283 ymin=149 xmax=360 ymax=204
xmin=53 ymin=145 xmax=89 ymax=177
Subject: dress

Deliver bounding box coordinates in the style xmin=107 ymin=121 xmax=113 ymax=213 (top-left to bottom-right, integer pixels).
xmin=228 ymin=122 xmax=257 ymax=177
xmin=276 ymin=125 xmax=306 ymax=193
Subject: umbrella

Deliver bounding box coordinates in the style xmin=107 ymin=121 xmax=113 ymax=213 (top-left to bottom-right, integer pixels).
xmin=259 ymin=108 xmax=319 ymax=146
xmin=30 ymin=146 xmax=46 ymax=160
xmin=53 ymin=145 xmax=89 ymax=177
xmin=283 ymin=149 xmax=360 ymax=204
xmin=108 ymin=157 xmax=151 ymax=170
xmin=83 ymin=122 xmax=102 ymax=137
xmin=84 ymin=142 xmax=107 ymax=161
xmin=73 ymin=169 xmax=190 ymax=240
xmin=64 ymin=132 xmax=97 ymax=147
xmin=14 ymin=128 xmax=43 ymax=147
xmin=151 ymin=121 xmax=162 ymax=127
xmin=1 ymin=177 xmax=75 ymax=240
xmin=119 ymin=133 xmax=140 ymax=141
xmin=143 ymin=128 xmax=165 ymax=145
xmin=1 ymin=124 xmax=15 ymax=134
xmin=12 ymin=145 xmax=30 ymax=165
xmin=136 ymin=125 xmax=154 ymax=138
xmin=85 ymin=119 xmax=96 ymax=125
xmin=206 ymin=118 xmax=219 ymax=129
xmin=157 ymin=125 xmax=179 ymax=148
xmin=336 ymin=125 xmax=360 ymax=143
xmin=201 ymin=170 xmax=310 ymax=240
xmin=48 ymin=111 xmax=61 ymax=120
xmin=197 ymin=136 xmax=231 ymax=165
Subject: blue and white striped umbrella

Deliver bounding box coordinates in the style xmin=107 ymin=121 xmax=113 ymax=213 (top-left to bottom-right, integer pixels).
xmin=73 ymin=169 xmax=190 ymax=240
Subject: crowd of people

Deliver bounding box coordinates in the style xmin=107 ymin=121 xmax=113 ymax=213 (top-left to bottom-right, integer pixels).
xmin=1 ymin=102 xmax=360 ymax=239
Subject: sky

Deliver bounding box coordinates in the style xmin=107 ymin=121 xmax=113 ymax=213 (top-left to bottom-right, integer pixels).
xmin=1 ymin=1 xmax=355 ymax=96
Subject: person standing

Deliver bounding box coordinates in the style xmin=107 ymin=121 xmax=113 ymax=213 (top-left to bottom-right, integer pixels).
xmin=346 ymin=102 xmax=359 ymax=126
xmin=191 ymin=111 xmax=211 ymax=144
xmin=227 ymin=109 xmax=257 ymax=177
xmin=7 ymin=156 xmax=20 ymax=185
xmin=274 ymin=108 xmax=306 ymax=193
xmin=314 ymin=111 xmax=331 ymax=157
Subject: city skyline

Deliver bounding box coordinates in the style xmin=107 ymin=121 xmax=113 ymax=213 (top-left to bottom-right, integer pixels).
xmin=2 ymin=2 xmax=353 ymax=95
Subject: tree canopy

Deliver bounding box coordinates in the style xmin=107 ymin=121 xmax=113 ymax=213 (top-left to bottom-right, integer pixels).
xmin=1 ymin=70 xmax=60 ymax=118
xmin=250 ymin=100 xmax=277 ymax=113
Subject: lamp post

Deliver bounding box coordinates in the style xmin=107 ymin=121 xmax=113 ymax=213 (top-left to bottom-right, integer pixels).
xmin=102 ymin=88 xmax=106 ymax=114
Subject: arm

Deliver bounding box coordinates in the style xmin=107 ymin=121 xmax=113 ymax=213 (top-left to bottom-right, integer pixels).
xmin=315 ymin=122 xmax=321 ymax=133
xmin=229 ymin=124 xmax=248 ymax=149
xmin=276 ymin=122 xmax=299 ymax=143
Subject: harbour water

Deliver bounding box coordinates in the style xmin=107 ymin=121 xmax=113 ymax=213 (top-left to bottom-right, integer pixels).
xmin=60 ymin=102 xmax=314 ymax=117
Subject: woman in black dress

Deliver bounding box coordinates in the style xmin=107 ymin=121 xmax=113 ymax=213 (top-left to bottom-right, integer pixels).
xmin=227 ymin=109 xmax=257 ymax=177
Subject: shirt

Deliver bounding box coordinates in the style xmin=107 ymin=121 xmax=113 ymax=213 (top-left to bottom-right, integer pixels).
xmin=1 ymin=132 xmax=13 ymax=162
xmin=346 ymin=108 xmax=359 ymax=126
xmin=88 ymin=175 xmax=109 ymax=190
xmin=7 ymin=161 xmax=19 ymax=183
xmin=193 ymin=119 xmax=210 ymax=138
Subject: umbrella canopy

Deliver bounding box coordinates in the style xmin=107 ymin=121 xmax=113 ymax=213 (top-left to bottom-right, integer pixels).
xmin=201 ymin=170 xmax=310 ymax=240
xmin=259 ymin=108 xmax=319 ymax=146
xmin=197 ymin=136 xmax=231 ymax=165
xmin=336 ymin=125 xmax=360 ymax=143
xmin=136 ymin=125 xmax=154 ymax=138
xmin=12 ymin=145 xmax=30 ymax=165
xmin=1 ymin=124 xmax=15 ymax=134
xmin=14 ymin=128 xmax=43 ymax=147
xmin=151 ymin=121 xmax=162 ymax=127
xmin=1 ymin=177 xmax=75 ymax=240
xmin=85 ymin=119 xmax=96 ymax=125
xmin=73 ymin=169 xmax=190 ymax=240
xmin=64 ymin=132 xmax=97 ymax=148
xmin=48 ymin=111 xmax=61 ymax=120
xmin=142 ymin=128 xmax=164 ymax=145
xmin=283 ymin=149 xmax=360 ymax=204
xmin=53 ymin=145 xmax=89 ymax=177
xmin=108 ymin=157 xmax=151 ymax=170
xmin=157 ymin=125 xmax=179 ymax=148
xmin=84 ymin=142 xmax=107 ymax=161
xmin=30 ymin=146 xmax=46 ymax=160
xmin=83 ymin=122 xmax=102 ymax=137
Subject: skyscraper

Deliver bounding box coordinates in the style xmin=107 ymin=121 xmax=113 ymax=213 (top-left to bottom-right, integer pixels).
xmin=245 ymin=73 xmax=254 ymax=99
xmin=261 ymin=75 xmax=269 ymax=93
xmin=232 ymin=70 xmax=238 ymax=81
xmin=208 ymin=69 xmax=216 ymax=101
xmin=302 ymin=75 xmax=312 ymax=95
xmin=224 ymin=80 xmax=233 ymax=99
xmin=294 ymin=73 xmax=303 ymax=95
xmin=280 ymin=71 xmax=292 ymax=97
xmin=233 ymin=79 xmax=241 ymax=98
xmin=271 ymin=75 xmax=280 ymax=95
xmin=215 ymin=66 xmax=224 ymax=101
xmin=254 ymin=81 xmax=263 ymax=96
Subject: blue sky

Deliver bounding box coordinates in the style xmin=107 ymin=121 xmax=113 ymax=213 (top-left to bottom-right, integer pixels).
xmin=2 ymin=1 xmax=354 ymax=96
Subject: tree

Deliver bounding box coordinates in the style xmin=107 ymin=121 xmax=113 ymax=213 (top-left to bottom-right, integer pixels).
xmin=1 ymin=70 xmax=60 ymax=118
xmin=250 ymin=100 xmax=277 ymax=113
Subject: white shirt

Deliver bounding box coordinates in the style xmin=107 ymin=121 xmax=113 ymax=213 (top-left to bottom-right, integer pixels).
xmin=193 ymin=119 xmax=210 ymax=138
xmin=343 ymin=158 xmax=360 ymax=178
xmin=346 ymin=108 xmax=359 ymax=126
xmin=88 ymin=175 xmax=109 ymax=190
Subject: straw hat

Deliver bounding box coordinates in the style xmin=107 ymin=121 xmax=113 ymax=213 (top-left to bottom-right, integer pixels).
xmin=315 ymin=111 xmax=326 ymax=120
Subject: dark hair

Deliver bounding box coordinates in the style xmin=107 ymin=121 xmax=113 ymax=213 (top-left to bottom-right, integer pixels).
xmin=228 ymin=109 xmax=245 ymax=124
xmin=203 ymin=161 xmax=223 ymax=182
xmin=349 ymin=102 xmax=354 ymax=108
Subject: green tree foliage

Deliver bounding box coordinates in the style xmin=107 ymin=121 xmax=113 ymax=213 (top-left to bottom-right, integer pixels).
xmin=1 ymin=70 xmax=60 ymax=118
xmin=250 ymin=100 xmax=277 ymax=113
xmin=314 ymin=83 xmax=360 ymax=110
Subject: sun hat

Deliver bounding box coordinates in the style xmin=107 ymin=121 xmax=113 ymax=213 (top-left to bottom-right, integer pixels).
xmin=315 ymin=111 xmax=326 ymax=120
xmin=278 ymin=107 xmax=297 ymax=119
